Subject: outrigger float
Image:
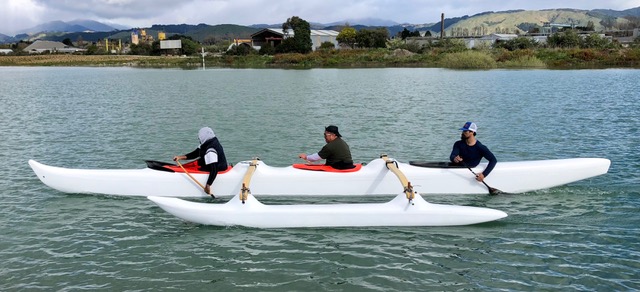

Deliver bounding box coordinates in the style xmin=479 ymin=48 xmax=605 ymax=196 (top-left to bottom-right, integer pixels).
xmin=148 ymin=157 xmax=508 ymax=228
xmin=29 ymin=156 xmax=610 ymax=197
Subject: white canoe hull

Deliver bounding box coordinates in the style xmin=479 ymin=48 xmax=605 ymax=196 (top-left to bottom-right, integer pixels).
xmin=29 ymin=158 xmax=610 ymax=197
xmin=147 ymin=193 xmax=508 ymax=228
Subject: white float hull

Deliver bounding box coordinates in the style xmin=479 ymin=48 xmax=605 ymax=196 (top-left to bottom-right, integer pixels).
xmin=147 ymin=193 xmax=508 ymax=228
xmin=29 ymin=158 xmax=610 ymax=197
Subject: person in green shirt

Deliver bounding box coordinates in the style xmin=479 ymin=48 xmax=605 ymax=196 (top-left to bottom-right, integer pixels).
xmin=298 ymin=125 xmax=355 ymax=169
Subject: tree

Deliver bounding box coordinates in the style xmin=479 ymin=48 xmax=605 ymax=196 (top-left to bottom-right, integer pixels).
xmin=628 ymin=16 xmax=640 ymax=29
xmin=76 ymin=35 xmax=84 ymax=47
xmin=85 ymin=44 xmax=100 ymax=55
xmin=319 ymin=41 xmax=336 ymax=50
xmin=547 ymin=30 xmax=581 ymax=48
xmin=494 ymin=37 xmax=538 ymax=51
xmin=129 ymin=43 xmax=151 ymax=55
xmin=227 ymin=44 xmax=257 ymax=56
xmin=355 ymin=28 xmax=388 ymax=48
xmin=582 ymin=33 xmax=612 ymax=49
xmin=337 ymin=26 xmax=357 ymax=48
xmin=180 ymin=38 xmax=199 ymax=55
xmin=400 ymin=28 xmax=411 ymax=39
xmin=165 ymin=34 xmax=199 ymax=55
xmin=280 ymin=16 xmax=312 ymax=54
xmin=259 ymin=42 xmax=275 ymax=55
xmin=600 ymin=17 xmax=617 ymax=30
xmin=399 ymin=28 xmax=420 ymax=39
xmin=632 ymin=36 xmax=640 ymax=48
xmin=62 ymin=38 xmax=73 ymax=46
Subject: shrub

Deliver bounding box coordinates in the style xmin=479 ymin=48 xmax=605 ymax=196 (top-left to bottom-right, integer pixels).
xmin=226 ymin=45 xmax=257 ymax=56
xmin=439 ymin=50 xmax=497 ymax=69
xmin=424 ymin=38 xmax=467 ymax=53
xmin=547 ymin=30 xmax=581 ymax=48
xmin=259 ymin=43 xmax=275 ymax=55
xmin=495 ymin=37 xmax=539 ymax=51
xmin=500 ymin=55 xmax=546 ymax=68
xmin=318 ymin=41 xmax=336 ymax=50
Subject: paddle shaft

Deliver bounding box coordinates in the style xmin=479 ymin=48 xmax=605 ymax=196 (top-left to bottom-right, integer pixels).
xmin=176 ymin=160 xmax=208 ymax=193
xmin=466 ymin=167 xmax=491 ymax=188
xmin=462 ymin=162 xmax=502 ymax=195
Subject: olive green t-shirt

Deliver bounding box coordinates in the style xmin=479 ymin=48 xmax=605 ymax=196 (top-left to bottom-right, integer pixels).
xmin=318 ymin=138 xmax=353 ymax=166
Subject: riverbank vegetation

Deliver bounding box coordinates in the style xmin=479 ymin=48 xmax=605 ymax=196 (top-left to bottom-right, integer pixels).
xmin=2 ymin=45 xmax=639 ymax=69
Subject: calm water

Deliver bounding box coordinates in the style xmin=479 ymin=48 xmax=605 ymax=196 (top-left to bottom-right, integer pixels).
xmin=0 ymin=67 xmax=639 ymax=291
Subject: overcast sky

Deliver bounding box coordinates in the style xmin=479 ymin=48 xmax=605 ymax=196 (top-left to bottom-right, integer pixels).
xmin=2 ymin=0 xmax=639 ymax=35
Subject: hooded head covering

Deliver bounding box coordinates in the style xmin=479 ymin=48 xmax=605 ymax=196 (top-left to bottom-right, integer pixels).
xmin=198 ymin=127 xmax=216 ymax=145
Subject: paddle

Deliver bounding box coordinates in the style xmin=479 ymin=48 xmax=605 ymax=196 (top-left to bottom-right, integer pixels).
xmin=176 ymin=160 xmax=214 ymax=198
xmin=460 ymin=161 xmax=503 ymax=195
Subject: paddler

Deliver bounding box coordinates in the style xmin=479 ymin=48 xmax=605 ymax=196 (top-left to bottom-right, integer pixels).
xmin=298 ymin=125 xmax=355 ymax=170
xmin=174 ymin=127 xmax=228 ymax=196
xmin=450 ymin=121 xmax=497 ymax=182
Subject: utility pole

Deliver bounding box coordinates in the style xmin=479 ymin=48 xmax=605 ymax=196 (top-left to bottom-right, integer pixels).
xmin=441 ymin=13 xmax=445 ymax=39
xmin=201 ymin=47 xmax=205 ymax=70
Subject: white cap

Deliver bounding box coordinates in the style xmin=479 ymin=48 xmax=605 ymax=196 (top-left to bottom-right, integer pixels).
xmin=459 ymin=122 xmax=478 ymax=132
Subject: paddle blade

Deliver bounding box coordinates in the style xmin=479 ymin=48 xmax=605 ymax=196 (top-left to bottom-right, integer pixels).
xmin=488 ymin=187 xmax=502 ymax=195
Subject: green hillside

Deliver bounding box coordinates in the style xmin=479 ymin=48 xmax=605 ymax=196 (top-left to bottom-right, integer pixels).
xmin=40 ymin=24 xmax=259 ymax=44
xmin=446 ymin=9 xmax=633 ymax=35
xmin=149 ymin=24 xmax=259 ymax=43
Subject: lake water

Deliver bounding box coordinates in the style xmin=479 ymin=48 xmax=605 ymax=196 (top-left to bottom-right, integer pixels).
xmin=0 ymin=67 xmax=638 ymax=291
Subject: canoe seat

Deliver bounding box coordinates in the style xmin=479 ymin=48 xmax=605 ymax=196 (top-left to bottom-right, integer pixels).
xmin=145 ymin=160 xmax=232 ymax=174
xmin=293 ymin=163 xmax=362 ymax=172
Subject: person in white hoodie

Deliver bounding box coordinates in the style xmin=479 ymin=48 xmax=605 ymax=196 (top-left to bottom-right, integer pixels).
xmin=173 ymin=127 xmax=228 ymax=197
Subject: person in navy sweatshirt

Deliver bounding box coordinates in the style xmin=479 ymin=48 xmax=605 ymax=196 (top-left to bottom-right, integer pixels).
xmin=450 ymin=121 xmax=497 ymax=182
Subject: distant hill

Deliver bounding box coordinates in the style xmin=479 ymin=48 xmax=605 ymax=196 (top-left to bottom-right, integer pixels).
xmin=250 ymin=17 xmax=399 ymax=29
xmin=17 ymin=19 xmax=126 ymax=34
xmin=443 ymin=8 xmax=639 ymax=35
xmin=325 ymin=17 xmax=400 ymax=27
xmin=0 ymin=32 xmax=10 ymax=43
xmin=445 ymin=9 xmax=602 ymax=34
xmin=37 ymin=24 xmax=259 ymax=44
xmin=149 ymin=23 xmax=258 ymax=41
xmin=592 ymin=6 xmax=640 ymax=18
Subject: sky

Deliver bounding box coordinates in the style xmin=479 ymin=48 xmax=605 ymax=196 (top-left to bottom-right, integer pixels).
xmin=1 ymin=0 xmax=639 ymax=35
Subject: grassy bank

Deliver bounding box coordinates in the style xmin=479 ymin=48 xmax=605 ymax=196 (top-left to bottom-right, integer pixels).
xmin=2 ymin=48 xmax=640 ymax=69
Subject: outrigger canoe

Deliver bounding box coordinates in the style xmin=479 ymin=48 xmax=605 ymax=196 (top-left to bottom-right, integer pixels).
xmin=147 ymin=193 xmax=508 ymax=228
xmin=29 ymin=156 xmax=610 ymax=197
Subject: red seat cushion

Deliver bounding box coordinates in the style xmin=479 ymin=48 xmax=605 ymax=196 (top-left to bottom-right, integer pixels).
xmin=292 ymin=163 xmax=362 ymax=172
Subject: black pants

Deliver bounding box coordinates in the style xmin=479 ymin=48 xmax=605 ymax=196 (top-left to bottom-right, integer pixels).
xmin=328 ymin=161 xmax=356 ymax=170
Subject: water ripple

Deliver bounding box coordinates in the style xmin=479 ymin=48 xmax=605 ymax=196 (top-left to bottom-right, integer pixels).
xmin=1 ymin=68 xmax=639 ymax=291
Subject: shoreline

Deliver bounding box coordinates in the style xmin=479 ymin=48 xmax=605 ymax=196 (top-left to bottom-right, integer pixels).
xmin=1 ymin=49 xmax=639 ymax=69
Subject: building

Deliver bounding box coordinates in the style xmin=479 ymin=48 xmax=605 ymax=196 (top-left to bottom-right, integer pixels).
xmin=0 ymin=49 xmax=13 ymax=54
xmin=406 ymin=33 xmax=520 ymax=49
xmin=23 ymin=40 xmax=84 ymax=54
xmin=471 ymin=33 xmax=519 ymax=48
xmin=131 ymin=29 xmax=155 ymax=45
xmin=250 ymin=28 xmax=340 ymax=51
